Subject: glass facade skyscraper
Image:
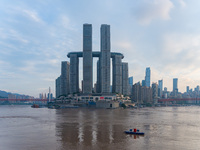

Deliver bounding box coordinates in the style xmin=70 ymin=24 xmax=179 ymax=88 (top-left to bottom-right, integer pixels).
xmin=145 ymin=67 xmax=151 ymax=87
xmin=158 ymin=79 xmax=163 ymax=98
xmin=128 ymin=76 xmax=133 ymax=85
xmin=173 ymin=78 xmax=178 ymax=92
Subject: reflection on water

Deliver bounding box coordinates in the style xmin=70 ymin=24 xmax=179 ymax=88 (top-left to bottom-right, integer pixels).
xmin=55 ymin=109 xmax=129 ymax=149
xmin=1 ymin=106 xmax=200 ymax=149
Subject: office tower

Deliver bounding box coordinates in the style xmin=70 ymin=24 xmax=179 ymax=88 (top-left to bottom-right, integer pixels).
xmin=158 ymin=79 xmax=163 ymax=98
xmin=142 ymin=80 xmax=145 ymax=86
xmin=173 ymin=78 xmax=178 ymax=97
xmin=173 ymin=78 xmax=178 ymax=92
xmin=100 ymin=24 xmax=111 ymax=93
xmin=186 ymin=86 xmax=189 ymax=93
xmin=112 ymin=55 xmax=122 ymax=94
xmin=61 ymin=61 xmax=70 ymax=96
xmin=56 ymin=76 xmax=61 ymax=98
xmin=83 ymin=24 xmax=93 ymax=94
xmin=145 ymin=67 xmax=151 ymax=87
xmin=122 ymin=62 xmax=129 ymax=96
xmin=129 ymin=76 xmax=133 ymax=85
xmin=70 ymin=54 xmax=79 ymax=94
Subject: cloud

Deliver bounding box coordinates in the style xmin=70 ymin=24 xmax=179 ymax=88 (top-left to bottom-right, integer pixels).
xmin=113 ymin=41 xmax=132 ymax=50
xmin=132 ymin=0 xmax=174 ymax=25
xmin=22 ymin=9 xmax=43 ymax=23
xmin=163 ymin=33 xmax=200 ymax=57
xmin=177 ymin=0 xmax=186 ymax=7
xmin=156 ymin=33 xmax=200 ymax=83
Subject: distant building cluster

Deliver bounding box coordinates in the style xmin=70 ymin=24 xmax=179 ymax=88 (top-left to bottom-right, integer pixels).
xmin=8 ymin=93 xmax=34 ymax=99
xmin=55 ymin=24 xmax=129 ymax=99
xmin=131 ymin=67 xmax=200 ymax=105
xmin=39 ymin=93 xmax=53 ymax=100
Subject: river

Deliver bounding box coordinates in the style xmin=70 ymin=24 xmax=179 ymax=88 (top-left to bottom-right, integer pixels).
xmin=0 ymin=105 xmax=200 ymax=150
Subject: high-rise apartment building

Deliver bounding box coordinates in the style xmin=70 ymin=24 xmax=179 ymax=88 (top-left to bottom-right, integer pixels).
xmin=100 ymin=24 xmax=111 ymax=93
xmin=112 ymin=55 xmax=122 ymax=94
xmin=61 ymin=61 xmax=70 ymax=96
xmin=132 ymin=83 xmax=141 ymax=103
xmin=145 ymin=67 xmax=151 ymax=87
xmin=83 ymin=24 xmax=93 ymax=94
xmin=56 ymin=76 xmax=61 ymax=98
xmin=152 ymin=83 xmax=158 ymax=103
xmin=70 ymin=54 xmax=79 ymax=94
xmin=141 ymin=86 xmax=152 ymax=104
xmin=122 ymin=62 xmax=129 ymax=96
xmin=132 ymin=82 xmax=152 ymax=104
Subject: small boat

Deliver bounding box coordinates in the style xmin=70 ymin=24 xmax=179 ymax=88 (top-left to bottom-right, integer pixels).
xmin=31 ymin=104 xmax=40 ymax=108
xmin=124 ymin=129 xmax=145 ymax=135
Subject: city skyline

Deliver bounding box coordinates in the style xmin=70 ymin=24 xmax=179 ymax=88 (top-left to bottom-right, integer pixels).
xmin=0 ymin=0 xmax=200 ymax=97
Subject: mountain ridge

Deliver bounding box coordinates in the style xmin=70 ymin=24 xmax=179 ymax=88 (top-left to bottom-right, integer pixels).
xmin=0 ymin=90 xmax=33 ymax=98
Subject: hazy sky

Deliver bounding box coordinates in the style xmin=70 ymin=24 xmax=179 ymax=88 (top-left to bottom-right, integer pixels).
xmin=0 ymin=0 xmax=200 ymax=97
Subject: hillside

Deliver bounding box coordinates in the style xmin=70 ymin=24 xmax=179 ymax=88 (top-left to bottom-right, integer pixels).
xmin=0 ymin=90 xmax=33 ymax=99
xmin=0 ymin=90 xmax=9 ymax=98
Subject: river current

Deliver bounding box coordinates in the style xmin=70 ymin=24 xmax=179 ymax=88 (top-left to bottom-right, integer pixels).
xmin=0 ymin=105 xmax=200 ymax=150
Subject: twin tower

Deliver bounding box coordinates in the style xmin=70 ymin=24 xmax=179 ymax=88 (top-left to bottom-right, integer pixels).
xmin=56 ymin=24 xmax=129 ymax=97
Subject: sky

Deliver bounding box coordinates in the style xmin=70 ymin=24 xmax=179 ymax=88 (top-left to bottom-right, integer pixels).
xmin=0 ymin=0 xmax=200 ymax=97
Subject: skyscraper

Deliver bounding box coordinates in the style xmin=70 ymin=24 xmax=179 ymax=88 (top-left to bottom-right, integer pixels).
xmin=112 ymin=55 xmax=122 ymax=94
xmin=132 ymin=83 xmax=141 ymax=103
xmin=61 ymin=61 xmax=70 ymax=96
xmin=158 ymin=79 xmax=163 ymax=98
xmin=96 ymin=60 xmax=100 ymax=93
xmin=100 ymin=24 xmax=111 ymax=93
xmin=122 ymin=62 xmax=129 ymax=96
xmin=152 ymin=83 xmax=158 ymax=104
xmin=56 ymin=76 xmax=61 ymax=98
xmin=186 ymin=86 xmax=189 ymax=93
xmin=145 ymin=67 xmax=151 ymax=87
xmin=142 ymin=80 xmax=145 ymax=86
xmin=173 ymin=78 xmax=178 ymax=92
xmin=128 ymin=76 xmax=133 ymax=95
xmin=83 ymin=24 xmax=93 ymax=94
xmin=128 ymin=76 xmax=133 ymax=85
xmin=70 ymin=54 xmax=79 ymax=94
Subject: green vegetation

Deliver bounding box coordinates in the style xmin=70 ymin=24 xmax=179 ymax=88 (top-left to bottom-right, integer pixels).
xmin=121 ymin=103 xmax=126 ymax=109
